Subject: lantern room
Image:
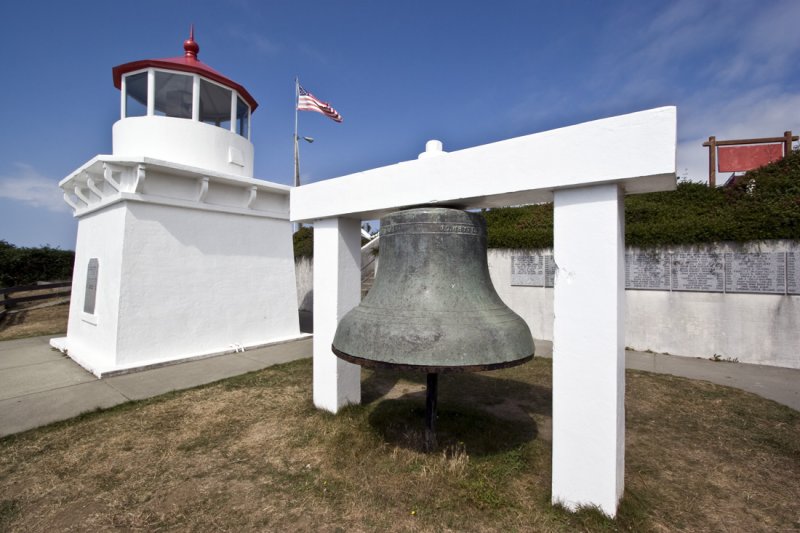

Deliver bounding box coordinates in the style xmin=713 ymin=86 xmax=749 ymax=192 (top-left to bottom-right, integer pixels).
xmin=110 ymin=28 xmax=258 ymax=176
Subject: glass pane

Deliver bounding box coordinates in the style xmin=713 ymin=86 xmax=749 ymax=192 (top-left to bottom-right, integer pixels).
xmin=124 ymin=72 xmax=147 ymax=117
xmin=154 ymin=71 xmax=192 ymax=118
xmin=200 ymin=79 xmax=231 ymax=129
xmin=236 ymin=96 xmax=249 ymax=138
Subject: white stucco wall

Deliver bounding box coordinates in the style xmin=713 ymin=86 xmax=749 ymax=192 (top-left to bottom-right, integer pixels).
xmin=295 ymin=257 xmax=313 ymax=311
xmin=112 ymin=202 xmax=299 ymax=369
xmin=487 ymin=251 xmax=554 ymax=341
xmin=54 ymin=157 xmax=302 ymax=376
xmin=488 ymin=242 xmax=800 ymax=369
xmin=62 ymin=204 xmax=127 ymax=372
xmin=113 ymin=116 xmax=254 ymax=177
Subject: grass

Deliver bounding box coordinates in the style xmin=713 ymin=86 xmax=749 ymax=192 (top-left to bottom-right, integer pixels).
xmin=1 ymin=356 xmax=798 ymax=532
xmin=0 ymin=300 xmax=69 ymax=341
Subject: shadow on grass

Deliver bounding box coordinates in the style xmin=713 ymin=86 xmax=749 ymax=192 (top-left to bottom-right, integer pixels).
xmin=364 ymin=368 xmax=551 ymax=456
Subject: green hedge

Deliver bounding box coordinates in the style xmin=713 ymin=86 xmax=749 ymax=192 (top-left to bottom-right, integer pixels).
xmin=0 ymin=241 xmax=75 ymax=288
xmin=293 ymin=226 xmax=314 ymax=259
xmin=485 ymin=149 xmax=800 ymax=249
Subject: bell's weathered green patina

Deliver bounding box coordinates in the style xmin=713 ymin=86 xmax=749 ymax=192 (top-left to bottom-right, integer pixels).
xmin=332 ymin=207 xmax=534 ymax=373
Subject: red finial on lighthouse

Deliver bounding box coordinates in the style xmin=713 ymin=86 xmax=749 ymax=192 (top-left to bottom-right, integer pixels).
xmin=183 ymin=24 xmax=200 ymax=59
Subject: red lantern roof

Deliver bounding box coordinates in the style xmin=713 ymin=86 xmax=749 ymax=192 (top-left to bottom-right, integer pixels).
xmin=111 ymin=27 xmax=258 ymax=111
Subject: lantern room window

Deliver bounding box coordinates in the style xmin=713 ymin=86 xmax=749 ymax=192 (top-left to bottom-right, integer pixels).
xmin=120 ymin=69 xmax=251 ymax=139
xmin=200 ymin=79 xmax=232 ymax=129
xmin=124 ymin=72 xmax=148 ymax=117
xmin=154 ymin=72 xmax=193 ymax=119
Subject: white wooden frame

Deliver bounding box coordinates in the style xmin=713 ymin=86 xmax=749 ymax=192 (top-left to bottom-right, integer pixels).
xmin=290 ymin=107 xmax=677 ymax=517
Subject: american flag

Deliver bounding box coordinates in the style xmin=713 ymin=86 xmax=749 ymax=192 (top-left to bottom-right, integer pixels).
xmin=297 ymin=84 xmax=343 ymax=123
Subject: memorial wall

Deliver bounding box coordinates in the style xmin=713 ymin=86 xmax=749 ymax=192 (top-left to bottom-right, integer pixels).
xmin=489 ymin=240 xmax=800 ymax=369
xmin=510 ymin=250 xmax=799 ymax=295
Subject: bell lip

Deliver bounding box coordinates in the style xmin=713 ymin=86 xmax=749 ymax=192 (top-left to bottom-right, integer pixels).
xmin=332 ymin=345 xmax=533 ymax=373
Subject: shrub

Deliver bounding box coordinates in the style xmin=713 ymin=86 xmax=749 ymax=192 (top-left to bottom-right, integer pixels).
xmin=484 ymin=149 xmax=800 ymax=249
xmin=0 ymin=241 xmax=75 ymax=287
xmin=293 ymin=226 xmax=314 ymax=259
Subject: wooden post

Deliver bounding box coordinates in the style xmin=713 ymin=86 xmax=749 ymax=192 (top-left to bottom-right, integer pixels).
xmin=706 ymin=136 xmax=717 ymax=187
xmin=785 ymin=131 xmax=794 ymax=157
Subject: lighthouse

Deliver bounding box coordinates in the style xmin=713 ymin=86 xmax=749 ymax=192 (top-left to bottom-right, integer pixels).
xmin=51 ymin=30 xmax=303 ymax=376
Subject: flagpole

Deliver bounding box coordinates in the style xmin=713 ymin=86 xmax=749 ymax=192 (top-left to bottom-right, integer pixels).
xmin=293 ymin=77 xmax=300 ymax=188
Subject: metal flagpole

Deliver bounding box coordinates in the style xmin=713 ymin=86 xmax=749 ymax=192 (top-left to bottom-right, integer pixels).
xmin=293 ymin=77 xmax=300 ymax=188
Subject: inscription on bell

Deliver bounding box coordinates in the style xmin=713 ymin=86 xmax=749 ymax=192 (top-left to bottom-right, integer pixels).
xmin=382 ymin=222 xmax=481 ymax=235
xmin=439 ymin=224 xmax=480 ymax=234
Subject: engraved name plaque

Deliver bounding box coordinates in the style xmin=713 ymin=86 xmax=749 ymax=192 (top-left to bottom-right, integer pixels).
xmin=83 ymin=258 xmax=99 ymax=314
xmin=511 ymin=254 xmax=546 ymax=286
xmin=788 ymin=252 xmax=800 ymax=295
xmin=724 ymin=252 xmax=786 ymax=294
xmin=511 ymin=248 xmax=798 ymax=294
xmin=544 ymin=255 xmax=556 ymax=288
xmin=625 ymin=252 xmax=670 ymax=290
xmin=671 ymin=253 xmax=724 ymax=292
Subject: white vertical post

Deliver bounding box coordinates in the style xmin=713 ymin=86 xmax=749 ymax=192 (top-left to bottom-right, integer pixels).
xmin=120 ymin=76 xmax=126 ymax=120
xmin=551 ymin=183 xmax=625 ymax=517
xmin=192 ymin=75 xmax=201 ymax=122
xmin=229 ymin=90 xmax=237 ymax=131
xmin=313 ymin=217 xmax=362 ymax=412
xmin=146 ymin=69 xmax=155 ymax=116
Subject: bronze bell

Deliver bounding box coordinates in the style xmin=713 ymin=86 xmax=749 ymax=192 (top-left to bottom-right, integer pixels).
xmin=332 ymin=207 xmax=534 ymax=449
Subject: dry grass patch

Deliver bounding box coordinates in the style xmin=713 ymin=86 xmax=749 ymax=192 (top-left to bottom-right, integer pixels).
xmin=0 ymin=301 xmax=69 ymax=341
xmin=0 ymin=358 xmax=798 ymax=532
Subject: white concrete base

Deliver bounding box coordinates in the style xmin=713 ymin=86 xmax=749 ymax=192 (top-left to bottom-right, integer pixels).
xmin=50 ymin=333 xmax=310 ymax=378
xmin=312 ymin=218 xmax=362 ymax=412
xmin=552 ymin=184 xmax=625 ymax=517
xmin=49 ymin=337 xmax=68 ymax=353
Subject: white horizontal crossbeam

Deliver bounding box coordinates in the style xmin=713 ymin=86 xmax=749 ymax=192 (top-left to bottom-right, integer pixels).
xmin=291 ymin=107 xmax=676 ymax=222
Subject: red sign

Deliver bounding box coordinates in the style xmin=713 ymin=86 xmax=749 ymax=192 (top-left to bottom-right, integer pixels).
xmin=718 ymin=144 xmax=783 ymax=172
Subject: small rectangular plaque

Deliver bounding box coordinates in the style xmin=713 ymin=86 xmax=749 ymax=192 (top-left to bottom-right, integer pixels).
xmin=671 ymin=253 xmax=724 ymax=292
xmin=83 ymin=258 xmax=99 ymax=315
xmin=511 ymin=254 xmax=546 ymax=286
xmin=625 ymin=252 xmax=671 ymax=290
xmin=724 ymin=252 xmax=786 ymax=294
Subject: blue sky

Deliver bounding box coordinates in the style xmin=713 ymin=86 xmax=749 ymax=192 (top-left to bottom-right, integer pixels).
xmin=1 ymin=0 xmax=798 ymax=250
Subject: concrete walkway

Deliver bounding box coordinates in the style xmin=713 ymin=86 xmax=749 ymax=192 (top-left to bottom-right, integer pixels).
xmin=0 ymin=336 xmax=312 ymax=438
xmin=1 ymin=335 xmax=798 ymax=439
xmin=534 ymin=340 xmax=800 ymax=412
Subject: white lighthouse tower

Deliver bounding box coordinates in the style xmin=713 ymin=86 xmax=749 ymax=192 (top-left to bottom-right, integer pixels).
xmin=52 ymin=30 xmax=303 ymax=376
